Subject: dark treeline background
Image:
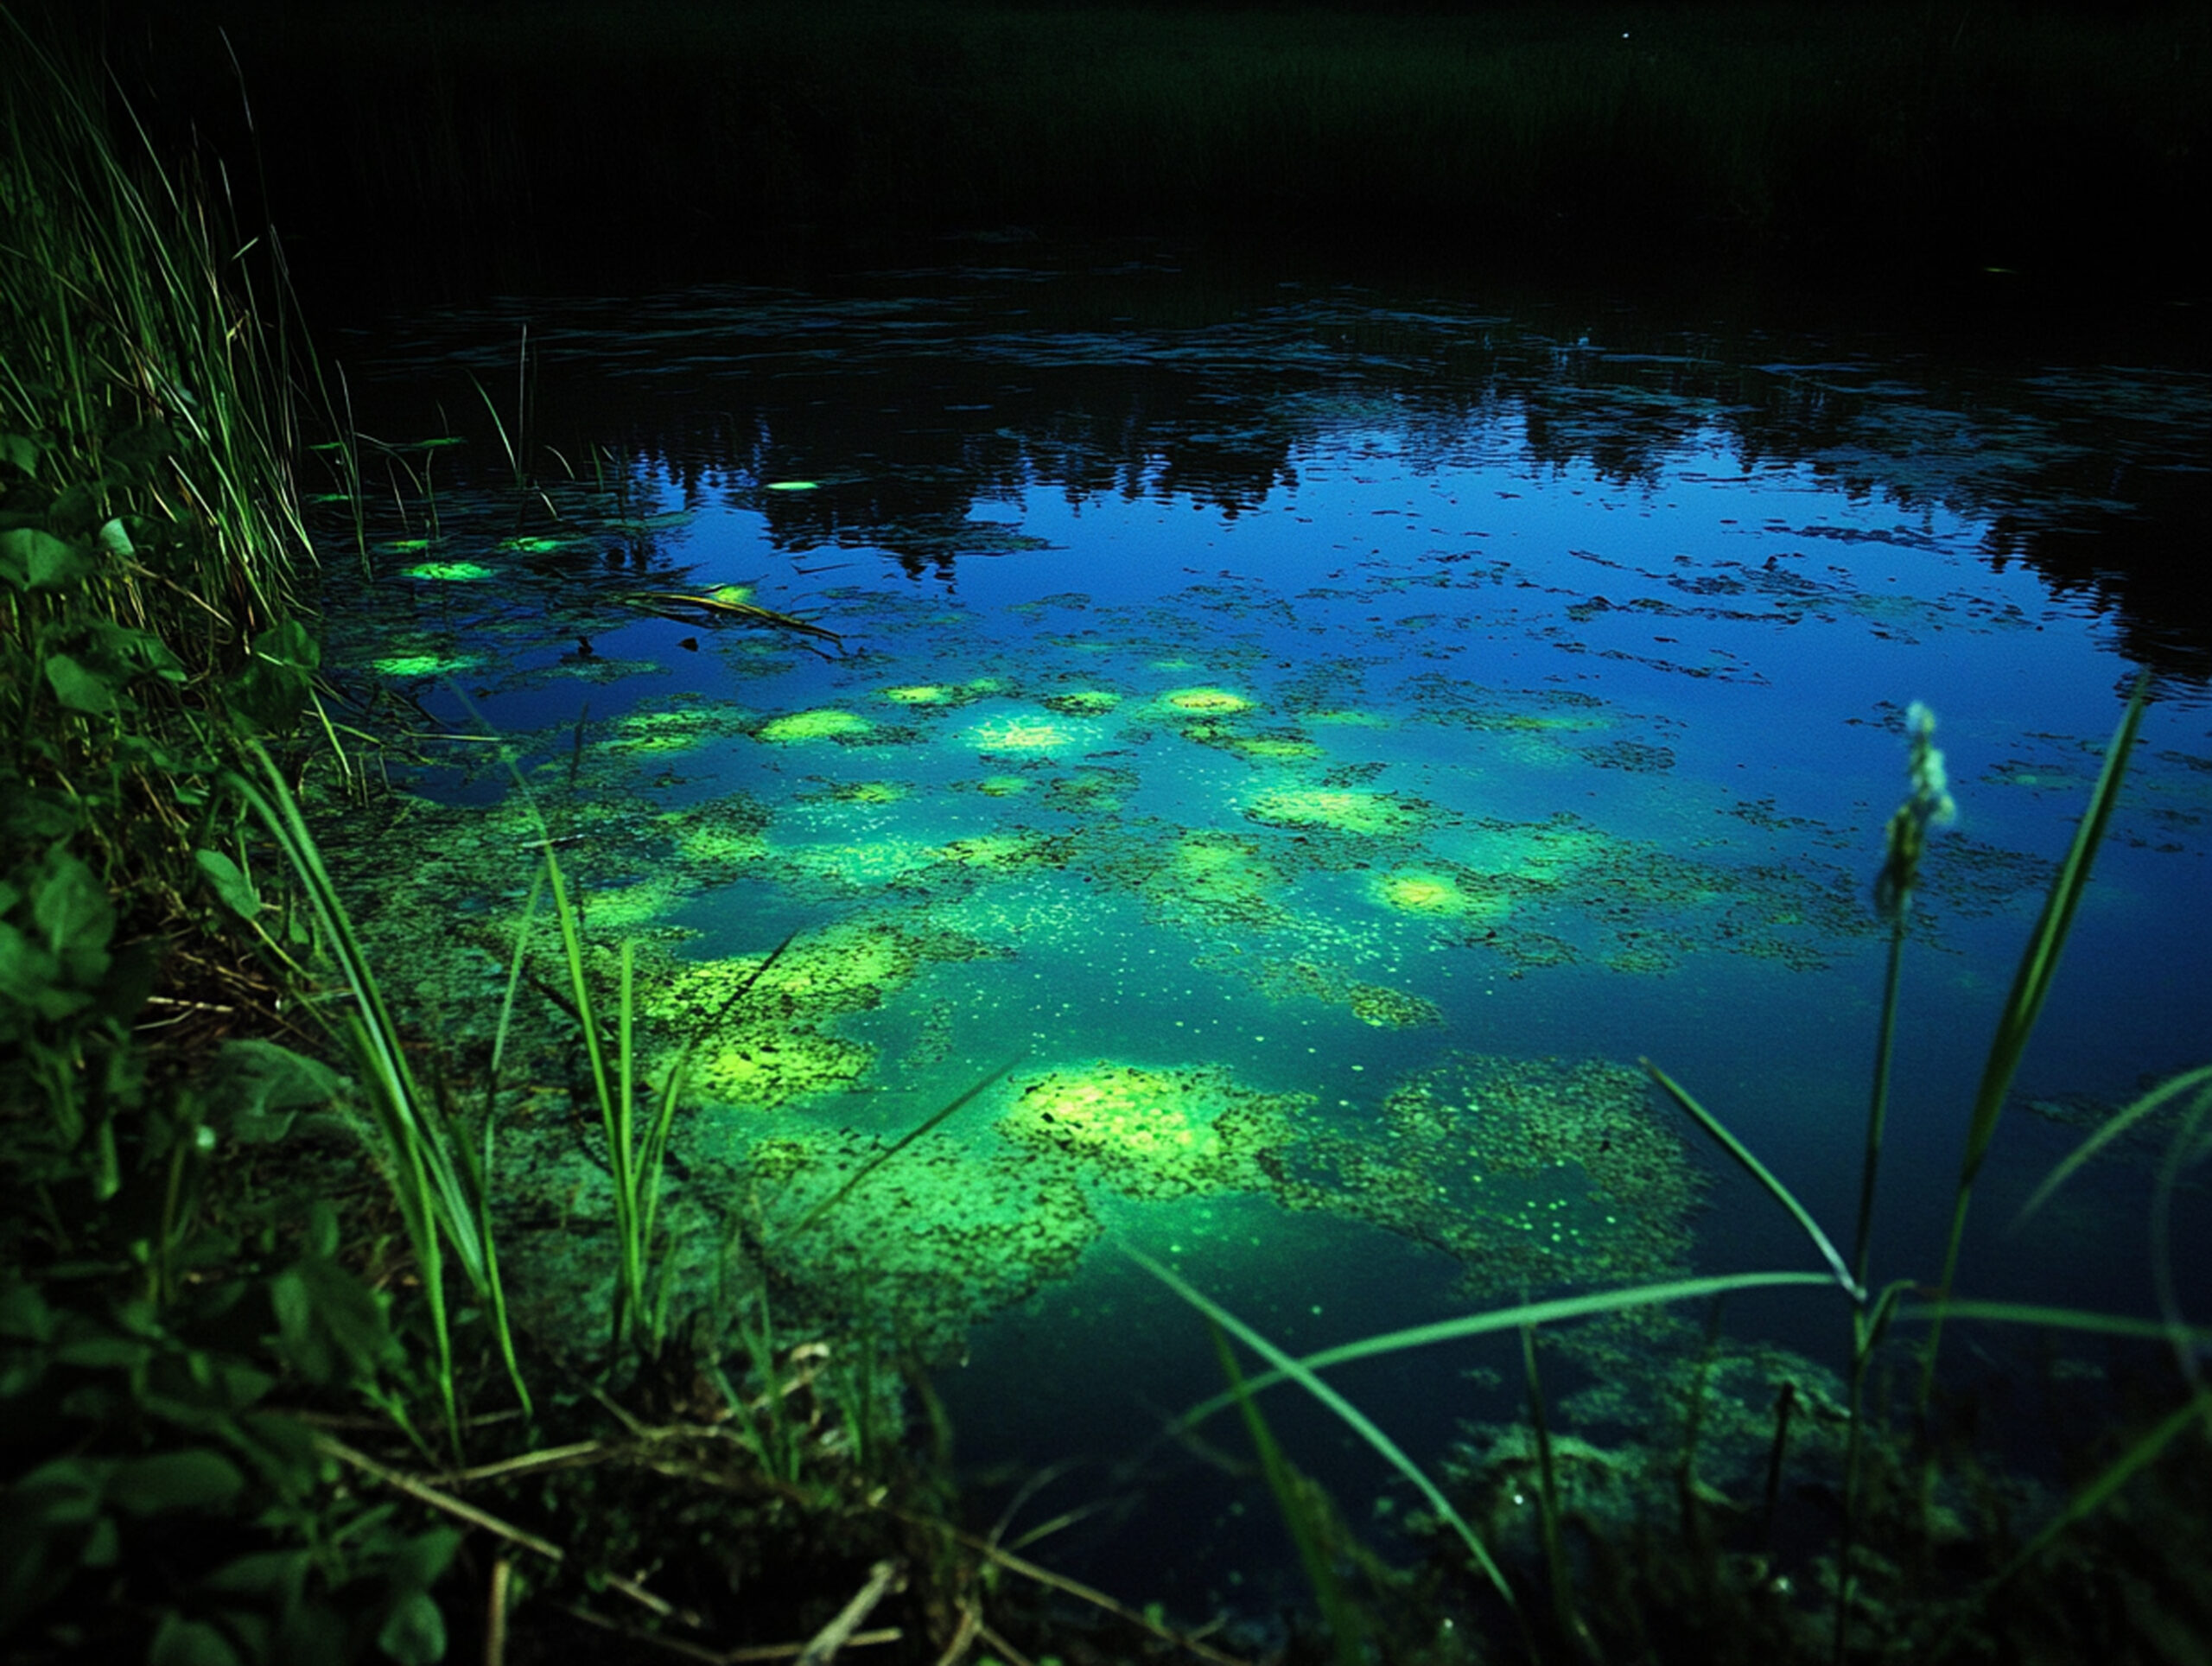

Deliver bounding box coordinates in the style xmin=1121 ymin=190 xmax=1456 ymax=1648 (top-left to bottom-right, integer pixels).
xmin=52 ymin=0 xmax=2211 ymax=315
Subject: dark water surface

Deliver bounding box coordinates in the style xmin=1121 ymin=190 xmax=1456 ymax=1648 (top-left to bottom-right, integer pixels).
xmin=316 ymin=248 xmax=2210 ymax=1615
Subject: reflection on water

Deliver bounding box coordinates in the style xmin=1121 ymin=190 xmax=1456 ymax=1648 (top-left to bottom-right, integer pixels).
xmin=320 ymin=254 xmax=2209 ymax=1607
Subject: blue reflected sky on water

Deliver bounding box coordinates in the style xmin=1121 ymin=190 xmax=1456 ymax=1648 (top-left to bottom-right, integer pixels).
xmin=327 ymin=263 xmax=2209 ymax=1599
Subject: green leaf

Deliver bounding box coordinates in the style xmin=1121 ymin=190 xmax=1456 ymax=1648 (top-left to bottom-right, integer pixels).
xmin=43 ymin=652 xmax=122 ymax=714
xmin=0 ymin=526 xmax=90 ymax=590
xmin=0 ymin=1278 xmax=54 ymax=1343
xmin=0 ymin=433 xmax=39 ymax=477
xmin=270 ymin=1257 xmax=398 ymax=1386
xmin=201 ymin=1547 xmax=313 ymax=1604
xmin=52 ymin=1332 xmax=154 ymax=1370
xmin=149 ymin=1613 xmax=245 ymax=1666
xmin=31 ymin=850 xmax=114 ymax=961
xmin=97 ymin=518 xmax=135 ymax=559
xmin=391 ymin=1526 xmax=463 ymax=1593
xmin=108 ymin=1449 xmax=247 ymax=1517
xmin=376 ymin=1588 xmax=448 ymax=1666
xmin=207 ymin=1039 xmax=347 ymax=1144
xmin=194 ymin=850 xmax=263 ymax=922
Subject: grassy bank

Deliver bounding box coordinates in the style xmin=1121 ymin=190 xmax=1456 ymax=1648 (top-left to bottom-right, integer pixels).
xmin=101 ymin=0 xmax=2212 ymax=307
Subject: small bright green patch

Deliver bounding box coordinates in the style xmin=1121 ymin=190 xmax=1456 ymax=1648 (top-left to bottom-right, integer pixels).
xmin=836 ymin=781 xmax=907 ymax=804
xmin=497 ymin=535 xmax=579 ymax=554
xmin=1246 ymin=786 xmax=1427 ymax=839
xmin=765 ymin=480 xmax=818 ymax=491
xmin=372 ymin=652 xmax=477 ymax=677
xmin=402 ymin=561 xmax=493 ymax=582
xmin=695 ymin=1027 xmax=873 ymax=1109
xmin=934 ymin=831 xmax=1066 ymax=874
xmin=1161 ymin=686 xmax=1253 ymax=715
xmin=705 ymin=583 xmax=756 ymax=606
xmin=882 ymin=684 xmax=955 ymax=706
xmin=976 ymin=774 xmax=1032 ymax=798
xmin=1379 ymin=870 xmax=1471 ymax=915
xmin=759 ymin=709 xmax=873 ymax=743
xmin=997 ymin=1061 xmax=1299 ymax=1199
xmin=385 ymin=537 xmax=435 ymax=553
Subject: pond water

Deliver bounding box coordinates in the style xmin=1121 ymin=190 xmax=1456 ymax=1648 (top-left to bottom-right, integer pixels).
xmin=315 ymin=251 xmax=2210 ymax=1616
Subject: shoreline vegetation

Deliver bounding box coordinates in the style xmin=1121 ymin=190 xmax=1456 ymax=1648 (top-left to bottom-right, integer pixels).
xmin=86 ymin=0 xmax=2212 ymax=311
xmin=5 ymin=4 xmax=2209 ymax=1664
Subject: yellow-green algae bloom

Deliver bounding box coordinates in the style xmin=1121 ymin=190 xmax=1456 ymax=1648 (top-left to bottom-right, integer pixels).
xmin=976 ymin=774 xmax=1032 ymax=798
xmin=881 ymin=684 xmax=956 ymax=707
xmin=693 ymin=1027 xmax=873 ymax=1109
xmin=995 ymin=1061 xmax=1301 ymax=1199
xmin=373 ymin=652 xmax=479 ymax=677
xmin=402 ymin=561 xmax=493 ymax=582
xmin=1160 ymin=686 xmax=1253 ymax=715
xmin=759 ymin=709 xmax=872 ymax=743
xmin=934 ymin=831 xmax=1068 ymax=874
xmin=1224 ymin=734 xmax=1324 ymax=762
xmin=1245 ymin=786 xmax=1427 ymax=839
xmin=835 ymin=781 xmax=907 ymax=804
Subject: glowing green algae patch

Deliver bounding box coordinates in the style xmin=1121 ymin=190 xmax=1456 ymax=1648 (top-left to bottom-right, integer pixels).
xmin=758 ymin=708 xmax=874 ymax=743
xmin=996 ymin=1061 xmax=1306 ymax=1200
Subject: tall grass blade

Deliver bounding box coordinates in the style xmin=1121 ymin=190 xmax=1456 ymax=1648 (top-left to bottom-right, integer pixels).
xmin=1133 ymin=1249 xmax=1530 ymax=1629
xmin=1922 ymin=678 xmax=2150 ymax=1399
xmin=1644 ymin=1061 xmax=1859 ymax=1299
xmin=1208 ymin=1321 xmax=1367 ymax=1666
xmin=1169 ymin=1272 xmax=1834 ymax=1433
xmin=791 ymin=1060 xmax=1018 ymax=1235
xmin=1923 ymin=1390 xmax=2211 ymax=1664
xmin=1521 ymin=1325 xmax=1592 ymax=1660
xmin=2011 ymin=1064 xmax=2212 ymax=1230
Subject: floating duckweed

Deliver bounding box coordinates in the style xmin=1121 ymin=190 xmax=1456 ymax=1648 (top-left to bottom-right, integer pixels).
xmin=1345 ymin=982 xmax=1446 ymax=1029
xmin=1161 ymin=686 xmax=1254 ymax=715
xmin=780 ymin=837 xmax=939 ymax=887
xmin=1245 ymin=785 xmax=1430 ymax=839
xmin=1258 ymin=1053 xmax=1705 ymax=1302
xmin=1042 ymin=690 xmax=1122 ymax=715
xmin=373 ymin=652 xmax=478 ymax=677
xmin=976 ymin=774 xmax=1033 ymax=798
xmin=759 ymin=709 xmax=873 ymax=743
xmin=935 ymin=832 xmax=1069 ymax=874
xmin=1380 ymin=871 xmax=1470 ymax=914
xmin=695 ymin=1027 xmax=873 ymax=1109
xmin=997 ymin=1061 xmax=1301 ymax=1199
xmin=882 ymin=684 xmax=955 ymax=706
xmin=739 ymin=1131 xmax=1103 ymax=1360
xmin=835 ymin=781 xmax=908 ymax=804
xmin=402 ymin=561 xmax=493 ymax=582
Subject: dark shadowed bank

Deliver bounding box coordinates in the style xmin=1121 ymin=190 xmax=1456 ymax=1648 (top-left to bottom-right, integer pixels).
xmin=80 ymin=0 xmax=2212 ymax=314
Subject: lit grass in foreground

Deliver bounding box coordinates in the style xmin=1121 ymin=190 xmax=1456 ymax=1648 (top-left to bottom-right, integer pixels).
xmin=1147 ymin=680 xmax=2211 ymax=1662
